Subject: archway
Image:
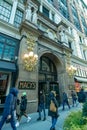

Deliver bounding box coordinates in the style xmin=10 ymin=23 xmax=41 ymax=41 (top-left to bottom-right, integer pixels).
xmin=38 ymin=53 xmax=63 ymax=108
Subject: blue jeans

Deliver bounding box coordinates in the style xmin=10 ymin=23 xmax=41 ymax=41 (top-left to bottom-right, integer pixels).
xmin=51 ymin=116 xmax=57 ymax=129
xmin=62 ymin=100 xmax=70 ymax=110
xmin=0 ymin=110 xmax=16 ymax=130
xmin=38 ymin=103 xmax=46 ymax=118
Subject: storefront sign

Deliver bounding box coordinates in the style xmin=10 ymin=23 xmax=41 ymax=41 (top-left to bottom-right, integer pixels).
xmin=18 ymin=81 xmax=36 ymax=89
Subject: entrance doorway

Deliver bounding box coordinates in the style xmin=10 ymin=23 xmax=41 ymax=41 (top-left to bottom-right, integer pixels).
xmin=38 ymin=81 xmax=60 ymax=108
xmin=39 ymin=56 xmax=60 ymax=108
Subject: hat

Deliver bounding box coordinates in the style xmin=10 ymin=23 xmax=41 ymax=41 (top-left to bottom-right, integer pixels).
xmin=22 ymin=92 xmax=26 ymax=96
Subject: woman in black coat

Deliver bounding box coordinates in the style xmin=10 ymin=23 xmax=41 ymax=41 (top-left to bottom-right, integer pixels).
xmin=48 ymin=91 xmax=59 ymax=130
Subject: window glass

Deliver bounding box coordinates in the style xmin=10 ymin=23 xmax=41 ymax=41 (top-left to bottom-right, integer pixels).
xmin=71 ymin=5 xmax=81 ymax=31
xmin=43 ymin=6 xmax=49 ymax=18
xmin=3 ymin=45 xmax=15 ymax=61
xmin=14 ymin=9 xmax=23 ymax=28
xmin=0 ymin=43 xmax=4 ymax=58
xmin=0 ymin=34 xmax=18 ymax=61
xmin=0 ymin=0 xmax=12 ymax=22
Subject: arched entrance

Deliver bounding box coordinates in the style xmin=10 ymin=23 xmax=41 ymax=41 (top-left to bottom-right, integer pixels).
xmin=38 ymin=55 xmax=60 ymax=108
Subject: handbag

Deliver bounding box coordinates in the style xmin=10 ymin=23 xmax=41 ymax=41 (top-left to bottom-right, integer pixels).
xmin=50 ymin=100 xmax=56 ymax=112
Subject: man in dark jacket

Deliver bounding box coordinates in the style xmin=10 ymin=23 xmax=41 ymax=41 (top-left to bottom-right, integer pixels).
xmin=0 ymin=87 xmax=18 ymax=130
xmin=37 ymin=91 xmax=46 ymax=121
xmin=78 ymin=88 xmax=86 ymax=103
xmin=62 ymin=92 xmax=70 ymax=110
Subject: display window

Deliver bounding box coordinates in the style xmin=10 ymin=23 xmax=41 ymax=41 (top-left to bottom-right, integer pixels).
xmin=0 ymin=72 xmax=9 ymax=104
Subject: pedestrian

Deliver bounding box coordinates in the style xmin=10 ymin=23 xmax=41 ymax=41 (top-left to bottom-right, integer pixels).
xmin=48 ymin=91 xmax=59 ymax=130
xmin=71 ymin=90 xmax=77 ymax=107
xmin=15 ymin=92 xmax=31 ymax=127
xmin=78 ymin=88 xmax=86 ymax=103
xmin=37 ymin=91 xmax=46 ymax=121
xmin=0 ymin=87 xmax=19 ymax=130
xmin=62 ymin=92 xmax=70 ymax=110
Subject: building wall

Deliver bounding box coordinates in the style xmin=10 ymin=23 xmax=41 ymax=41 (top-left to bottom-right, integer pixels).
xmin=0 ymin=0 xmax=87 ymax=113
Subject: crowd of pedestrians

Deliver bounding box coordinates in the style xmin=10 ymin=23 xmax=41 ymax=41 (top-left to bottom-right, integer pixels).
xmin=0 ymin=87 xmax=87 ymax=130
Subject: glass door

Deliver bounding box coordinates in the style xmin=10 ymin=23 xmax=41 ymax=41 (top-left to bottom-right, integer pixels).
xmin=38 ymin=82 xmax=50 ymax=108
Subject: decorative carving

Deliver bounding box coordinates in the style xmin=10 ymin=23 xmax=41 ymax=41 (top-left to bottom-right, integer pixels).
xmin=23 ymin=33 xmax=38 ymax=71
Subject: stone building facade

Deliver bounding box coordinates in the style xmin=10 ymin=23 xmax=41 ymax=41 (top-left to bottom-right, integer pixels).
xmin=0 ymin=0 xmax=87 ymax=113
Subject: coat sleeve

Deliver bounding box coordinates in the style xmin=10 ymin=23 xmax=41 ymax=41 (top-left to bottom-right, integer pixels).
xmin=4 ymin=94 xmax=13 ymax=115
xmin=54 ymin=98 xmax=58 ymax=108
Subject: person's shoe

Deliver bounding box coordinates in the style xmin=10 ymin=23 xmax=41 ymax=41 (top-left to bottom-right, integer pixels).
xmin=15 ymin=121 xmax=19 ymax=127
xmin=43 ymin=117 xmax=46 ymax=121
xmin=27 ymin=117 xmax=31 ymax=123
xmin=37 ymin=117 xmax=41 ymax=121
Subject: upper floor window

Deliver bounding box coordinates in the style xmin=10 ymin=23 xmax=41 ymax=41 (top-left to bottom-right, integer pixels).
xmin=81 ymin=16 xmax=87 ymax=35
xmin=71 ymin=6 xmax=81 ymax=31
xmin=0 ymin=33 xmax=19 ymax=62
xmin=0 ymin=0 xmax=12 ymax=22
xmin=19 ymin=0 xmax=24 ymax=3
xmin=59 ymin=0 xmax=67 ymax=6
xmin=47 ymin=0 xmax=53 ymax=4
xmin=51 ymin=12 xmax=55 ymax=21
xmin=79 ymin=36 xmax=82 ymax=43
xmin=42 ymin=6 xmax=49 ymax=18
xmin=68 ymin=41 xmax=72 ymax=49
xmin=58 ymin=0 xmax=69 ymax=20
xmin=14 ymin=9 xmax=23 ymax=28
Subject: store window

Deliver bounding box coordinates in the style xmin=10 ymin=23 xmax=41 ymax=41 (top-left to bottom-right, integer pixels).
xmin=0 ymin=34 xmax=19 ymax=62
xmin=0 ymin=72 xmax=9 ymax=104
xmin=0 ymin=0 xmax=12 ymax=22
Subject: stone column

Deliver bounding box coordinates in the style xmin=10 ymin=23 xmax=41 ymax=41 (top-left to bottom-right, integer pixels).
xmin=9 ymin=0 xmax=18 ymax=24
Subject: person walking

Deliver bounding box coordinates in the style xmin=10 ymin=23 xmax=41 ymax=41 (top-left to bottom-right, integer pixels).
xmin=37 ymin=91 xmax=46 ymax=121
xmin=48 ymin=91 xmax=59 ymax=130
xmin=15 ymin=92 xmax=31 ymax=127
xmin=0 ymin=87 xmax=19 ymax=130
xmin=71 ymin=90 xmax=77 ymax=107
xmin=62 ymin=92 xmax=70 ymax=110
xmin=78 ymin=88 xmax=86 ymax=103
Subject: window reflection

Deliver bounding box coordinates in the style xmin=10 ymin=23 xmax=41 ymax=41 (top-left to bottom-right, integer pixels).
xmin=39 ymin=56 xmax=57 ymax=82
xmin=0 ymin=34 xmax=19 ymax=61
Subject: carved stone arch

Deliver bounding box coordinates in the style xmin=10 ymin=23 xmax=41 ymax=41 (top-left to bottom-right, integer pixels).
xmin=38 ymin=49 xmax=64 ymax=72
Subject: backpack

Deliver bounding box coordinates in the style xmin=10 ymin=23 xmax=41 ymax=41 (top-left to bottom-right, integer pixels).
xmin=50 ymin=100 xmax=56 ymax=112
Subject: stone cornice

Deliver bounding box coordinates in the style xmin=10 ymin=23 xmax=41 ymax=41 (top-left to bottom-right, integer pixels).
xmin=38 ymin=34 xmax=72 ymax=53
xmin=72 ymin=55 xmax=87 ymax=65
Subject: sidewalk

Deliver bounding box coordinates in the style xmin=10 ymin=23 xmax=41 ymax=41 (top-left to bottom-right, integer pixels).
xmin=0 ymin=104 xmax=82 ymax=130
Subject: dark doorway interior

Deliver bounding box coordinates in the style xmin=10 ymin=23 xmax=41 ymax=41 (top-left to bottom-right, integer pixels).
xmin=38 ymin=81 xmax=60 ymax=108
xmin=38 ymin=56 xmax=60 ymax=108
